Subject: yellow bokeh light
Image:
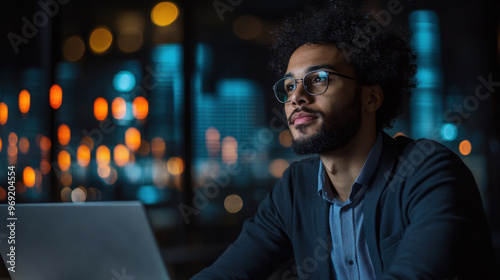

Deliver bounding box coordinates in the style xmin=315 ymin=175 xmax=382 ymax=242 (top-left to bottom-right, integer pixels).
xmin=125 ymin=127 xmax=141 ymax=152
xmin=77 ymin=144 xmax=91 ymax=167
xmin=63 ymin=35 xmax=85 ymax=62
xmin=151 ymin=2 xmax=179 ymax=27
xmin=224 ymin=194 xmax=243 ymax=214
xmin=459 ymin=140 xmax=472 ymax=156
xmin=269 ymin=158 xmax=290 ymax=178
xmin=167 ymin=157 xmax=184 ymax=175
xmin=23 ymin=166 xmax=36 ymax=188
xmin=96 ymin=145 xmax=111 ymax=166
xmin=50 ymin=84 xmax=63 ymax=109
xmin=89 ymin=26 xmax=113 ymax=54
xmin=132 ymin=96 xmax=149 ymax=119
xmin=0 ymin=102 xmax=8 ymax=125
xmin=112 ymin=97 xmax=127 ymax=120
xmin=18 ymin=137 xmax=29 ymax=154
xmin=58 ymin=150 xmax=71 ymax=171
xmin=114 ymin=144 xmax=130 ymax=167
xmin=19 ymin=89 xmax=30 ymax=113
xmin=58 ymin=124 xmax=71 ymax=146
xmin=94 ymin=97 xmax=108 ymax=121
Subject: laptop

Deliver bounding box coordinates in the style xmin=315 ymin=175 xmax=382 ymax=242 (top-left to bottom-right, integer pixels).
xmin=0 ymin=201 xmax=171 ymax=280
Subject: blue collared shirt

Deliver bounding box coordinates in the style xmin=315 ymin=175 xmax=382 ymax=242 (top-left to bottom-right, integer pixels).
xmin=317 ymin=132 xmax=383 ymax=280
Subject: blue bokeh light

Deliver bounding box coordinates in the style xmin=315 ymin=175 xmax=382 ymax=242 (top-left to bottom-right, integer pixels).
xmin=440 ymin=123 xmax=458 ymax=141
xmin=113 ymin=71 xmax=136 ymax=92
xmin=136 ymin=185 xmax=161 ymax=205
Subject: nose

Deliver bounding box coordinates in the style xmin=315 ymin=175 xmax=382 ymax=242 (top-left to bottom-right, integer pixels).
xmin=289 ymin=80 xmax=311 ymax=107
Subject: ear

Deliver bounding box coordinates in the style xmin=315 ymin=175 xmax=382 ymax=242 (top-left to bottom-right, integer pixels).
xmin=362 ymin=84 xmax=383 ymax=112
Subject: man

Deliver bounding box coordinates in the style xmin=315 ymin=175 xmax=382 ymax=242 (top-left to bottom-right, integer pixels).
xmin=192 ymin=1 xmax=497 ymax=279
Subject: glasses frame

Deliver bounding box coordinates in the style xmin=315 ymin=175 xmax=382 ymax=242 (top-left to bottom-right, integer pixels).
xmin=272 ymin=70 xmax=357 ymax=103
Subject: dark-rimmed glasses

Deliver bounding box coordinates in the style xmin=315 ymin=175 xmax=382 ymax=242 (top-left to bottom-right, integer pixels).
xmin=272 ymin=70 xmax=356 ymax=103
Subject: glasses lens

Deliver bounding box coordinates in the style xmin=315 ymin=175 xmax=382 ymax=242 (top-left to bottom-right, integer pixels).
xmin=274 ymin=77 xmax=295 ymax=103
xmin=304 ymin=71 xmax=329 ymax=95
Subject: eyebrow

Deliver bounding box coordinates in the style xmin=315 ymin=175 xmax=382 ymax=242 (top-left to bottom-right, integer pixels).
xmin=283 ymin=64 xmax=338 ymax=78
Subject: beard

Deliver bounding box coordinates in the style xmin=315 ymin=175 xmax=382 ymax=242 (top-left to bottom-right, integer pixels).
xmin=290 ymin=88 xmax=362 ymax=156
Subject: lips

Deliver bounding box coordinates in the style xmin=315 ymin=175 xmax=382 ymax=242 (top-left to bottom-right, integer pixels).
xmin=290 ymin=111 xmax=318 ymax=125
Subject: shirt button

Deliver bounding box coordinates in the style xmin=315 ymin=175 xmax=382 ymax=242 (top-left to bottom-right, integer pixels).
xmin=348 ymin=260 xmax=354 ymax=265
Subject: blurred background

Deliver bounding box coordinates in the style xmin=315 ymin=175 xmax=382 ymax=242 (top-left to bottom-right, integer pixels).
xmin=1 ymin=0 xmax=499 ymax=278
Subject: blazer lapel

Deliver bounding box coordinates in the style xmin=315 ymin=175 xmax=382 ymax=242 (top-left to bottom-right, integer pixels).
xmin=364 ymin=132 xmax=399 ymax=277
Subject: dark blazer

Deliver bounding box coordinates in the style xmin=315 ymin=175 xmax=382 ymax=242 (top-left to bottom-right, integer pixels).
xmin=192 ymin=133 xmax=497 ymax=279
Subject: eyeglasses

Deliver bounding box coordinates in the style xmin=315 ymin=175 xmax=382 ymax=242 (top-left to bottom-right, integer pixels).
xmin=272 ymin=70 xmax=357 ymax=103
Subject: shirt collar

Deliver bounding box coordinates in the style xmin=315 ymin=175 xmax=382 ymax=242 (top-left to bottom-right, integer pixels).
xmin=317 ymin=131 xmax=383 ymax=202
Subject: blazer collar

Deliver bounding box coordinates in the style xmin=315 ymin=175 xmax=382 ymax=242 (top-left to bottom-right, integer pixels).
xmin=363 ymin=132 xmax=399 ymax=277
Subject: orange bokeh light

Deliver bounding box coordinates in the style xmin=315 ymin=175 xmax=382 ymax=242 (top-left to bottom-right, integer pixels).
xmin=8 ymin=132 xmax=18 ymax=146
xmin=0 ymin=102 xmax=7 ymax=125
xmin=96 ymin=145 xmax=111 ymax=166
xmin=125 ymin=127 xmax=141 ymax=151
xmin=23 ymin=166 xmax=36 ymax=188
xmin=132 ymin=96 xmax=149 ymax=119
xmin=77 ymin=144 xmax=91 ymax=167
xmin=19 ymin=89 xmax=30 ymax=113
xmin=112 ymin=97 xmax=127 ymax=120
xmin=114 ymin=144 xmax=130 ymax=166
xmin=58 ymin=150 xmax=71 ymax=171
xmin=50 ymin=84 xmax=63 ymax=109
xmin=18 ymin=137 xmax=29 ymax=154
xmin=94 ymin=97 xmax=108 ymax=121
xmin=459 ymin=140 xmax=472 ymax=156
xmin=167 ymin=157 xmax=184 ymax=175
xmin=40 ymin=136 xmax=51 ymax=152
xmin=58 ymin=124 xmax=71 ymax=146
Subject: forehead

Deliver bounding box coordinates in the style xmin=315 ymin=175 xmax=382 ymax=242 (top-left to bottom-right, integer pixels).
xmin=285 ymin=44 xmax=350 ymax=76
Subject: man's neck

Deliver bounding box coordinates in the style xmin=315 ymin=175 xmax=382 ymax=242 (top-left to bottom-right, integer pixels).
xmin=320 ymin=129 xmax=377 ymax=202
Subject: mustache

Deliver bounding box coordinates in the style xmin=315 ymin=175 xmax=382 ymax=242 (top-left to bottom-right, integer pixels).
xmin=287 ymin=107 xmax=323 ymax=124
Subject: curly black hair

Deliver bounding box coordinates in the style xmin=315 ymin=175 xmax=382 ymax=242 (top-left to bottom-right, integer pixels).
xmin=270 ymin=0 xmax=417 ymax=130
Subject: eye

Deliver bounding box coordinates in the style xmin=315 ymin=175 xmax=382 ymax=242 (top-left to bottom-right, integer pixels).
xmin=284 ymin=80 xmax=295 ymax=93
xmin=311 ymin=73 xmax=328 ymax=84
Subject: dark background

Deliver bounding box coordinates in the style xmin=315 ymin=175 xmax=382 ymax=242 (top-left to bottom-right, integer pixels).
xmin=1 ymin=0 xmax=499 ymax=278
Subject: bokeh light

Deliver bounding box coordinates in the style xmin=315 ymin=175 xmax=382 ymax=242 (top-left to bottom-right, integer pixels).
xmin=0 ymin=188 xmax=6 ymax=201
xmin=60 ymin=187 xmax=72 ymax=202
xmin=97 ymin=165 xmax=111 ymax=178
xmin=112 ymin=97 xmax=127 ymax=120
xmin=8 ymin=132 xmax=18 ymax=146
xmin=224 ymin=194 xmax=243 ymax=214
xmin=278 ymin=130 xmax=292 ymax=147
xmin=18 ymin=137 xmax=29 ymax=154
xmin=151 ymin=2 xmax=179 ymax=27
xmin=77 ymin=144 xmax=91 ymax=167
xmin=50 ymin=84 xmax=63 ymax=109
xmin=440 ymin=123 xmax=458 ymax=141
xmin=132 ymin=96 xmax=149 ymax=120
xmin=137 ymin=140 xmax=150 ymax=156
xmin=222 ymin=136 xmax=238 ymax=164
xmin=167 ymin=157 xmax=184 ymax=175
xmin=40 ymin=159 xmax=51 ymax=174
xmin=89 ymin=26 xmax=113 ymax=54
xmin=94 ymin=97 xmax=108 ymax=121
xmin=96 ymin=145 xmax=111 ymax=166
xmin=113 ymin=71 xmax=136 ymax=92
xmin=233 ymin=15 xmax=262 ymax=40
xmin=125 ymin=127 xmax=141 ymax=152
xmin=151 ymin=137 xmax=166 ymax=158
xmin=137 ymin=185 xmax=162 ymax=205
xmin=459 ymin=140 xmax=472 ymax=156
xmin=58 ymin=150 xmax=71 ymax=171
xmin=114 ymin=144 xmax=130 ymax=166
xmin=205 ymin=127 xmax=220 ymax=156
xmin=269 ymin=159 xmax=289 ymax=178
xmin=63 ymin=35 xmax=85 ymax=62
xmin=60 ymin=171 xmax=73 ymax=187
xmin=118 ymin=28 xmax=143 ymax=53
xmin=58 ymin=124 xmax=71 ymax=146
xmin=19 ymin=89 xmax=30 ymax=113
xmin=0 ymin=102 xmax=7 ymax=125
xmin=0 ymin=138 xmax=2 ymax=153
xmin=40 ymin=136 xmax=51 ymax=152
xmin=23 ymin=166 xmax=35 ymax=188
xmin=71 ymin=187 xmax=86 ymax=203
